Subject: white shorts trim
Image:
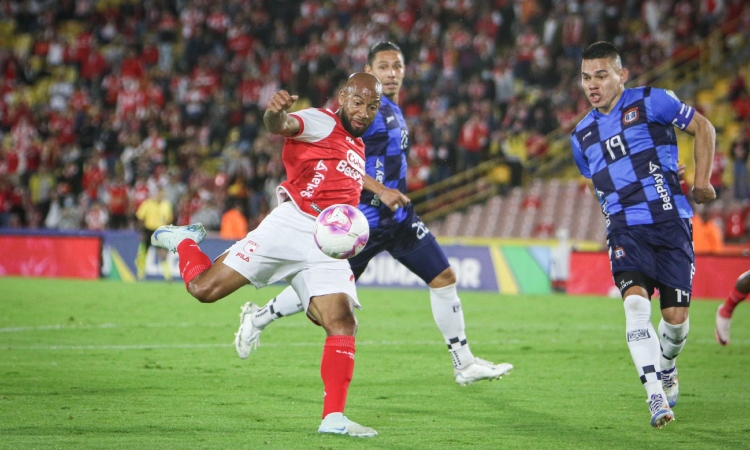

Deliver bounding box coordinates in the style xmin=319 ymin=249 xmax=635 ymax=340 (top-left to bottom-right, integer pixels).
xmin=221 ymin=202 xmax=359 ymax=311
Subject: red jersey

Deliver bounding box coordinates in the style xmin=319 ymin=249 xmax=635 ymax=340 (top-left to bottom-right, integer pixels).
xmin=278 ymin=108 xmax=365 ymax=217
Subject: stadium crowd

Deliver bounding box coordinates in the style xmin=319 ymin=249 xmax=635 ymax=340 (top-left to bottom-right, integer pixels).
xmin=0 ymin=0 xmax=749 ymax=237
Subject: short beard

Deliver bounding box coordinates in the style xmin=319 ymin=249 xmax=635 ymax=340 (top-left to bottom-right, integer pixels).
xmin=340 ymin=109 xmax=364 ymax=137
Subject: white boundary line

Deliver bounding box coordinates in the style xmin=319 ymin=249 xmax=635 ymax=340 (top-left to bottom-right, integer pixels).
xmin=1 ymin=338 xmax=745 ymax=351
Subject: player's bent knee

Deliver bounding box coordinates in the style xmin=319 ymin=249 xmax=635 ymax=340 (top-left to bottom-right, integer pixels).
xmin=429 ymin=267 xmax=456 ymax=288
xmin=661 ymin=307 xmax=689 ymax=325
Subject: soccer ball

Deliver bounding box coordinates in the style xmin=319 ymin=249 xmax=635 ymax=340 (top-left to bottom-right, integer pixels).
xmin=313 ymin=204 xmax=369 ymax=259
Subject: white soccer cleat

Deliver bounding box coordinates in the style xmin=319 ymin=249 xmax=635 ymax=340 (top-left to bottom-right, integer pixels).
xmin=151 ymin=223 xmax=206 ymax=253
xmin=234 ymin=302 xmax=263 ymax=359
xmin=661 ymin=367 xmax=679 ymax=408
xmin=715 ymin=305 xmax=731 ymax=346
xmin=454 ymin=358 xmax=513 ymax=386
xmin=318 ymin=412 xmax=377 ymax=437
xmin=648 ymin=393 xmax=674 ymax=429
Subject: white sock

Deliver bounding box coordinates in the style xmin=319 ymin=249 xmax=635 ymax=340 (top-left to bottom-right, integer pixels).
xmin=658 ymin=317 xmax=689 ymax=372
xmin=430 ymin=283 xmax=474 ymax=370
xmin=251 ymin=285 xmax=303 ymax=329
xmin=623 ymin=295 xmax=663 ymax=397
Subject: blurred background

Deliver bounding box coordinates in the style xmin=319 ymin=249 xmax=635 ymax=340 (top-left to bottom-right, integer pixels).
xmin=0 ymin=0 xmax=749 ymax=278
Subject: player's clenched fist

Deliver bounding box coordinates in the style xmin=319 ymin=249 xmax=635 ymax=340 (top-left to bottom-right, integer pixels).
xmin=264 ymin=90 xmax=301 ymax=136
xmin=266 ymin=90 xmax=299 ymax=114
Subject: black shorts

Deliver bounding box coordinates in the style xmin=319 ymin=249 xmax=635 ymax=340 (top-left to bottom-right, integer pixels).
xmin=608 ymin=219 xmax=695 ymax=306
xmin=349 ymin=205 xmax=450 ymax=284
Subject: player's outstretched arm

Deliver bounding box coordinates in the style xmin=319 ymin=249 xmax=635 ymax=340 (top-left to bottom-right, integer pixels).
xmin=683 ymin=111 xmax=716 ymax=204
xmin=264 ymin=90 xmax=300 ymax=137
xmin=363 ymin=174 xmax=410 ymax=211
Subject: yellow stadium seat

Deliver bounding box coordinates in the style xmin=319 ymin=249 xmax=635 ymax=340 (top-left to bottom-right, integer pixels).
xmin=713 ymin=77 xmax=731 ymax=99
xmin=695 ymin=89 xmax=715 ymax=113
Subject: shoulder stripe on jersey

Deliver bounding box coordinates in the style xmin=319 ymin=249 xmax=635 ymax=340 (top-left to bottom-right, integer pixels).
xmin=288 ymin=108 xmax=337 ymax=143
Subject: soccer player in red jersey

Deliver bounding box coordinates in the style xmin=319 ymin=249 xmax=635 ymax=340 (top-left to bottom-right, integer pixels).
xmin=151 ymin=73 xmax=381 ymax=437
xmin=716 ymin=270 xmax=750 ymax=346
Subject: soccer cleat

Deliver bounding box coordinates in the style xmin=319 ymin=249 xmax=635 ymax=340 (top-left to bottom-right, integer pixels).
xmin=454 ymin=358 xmax=513 ymax=386
xmin=661 ymin=367 xmax=679 ymax=408
xmin=234 ymin=302 xmax=263 ymax=359
xmin=648 ymin=393 xmax=675 ymax=429
xmin=318 ymin=412 xmax=377 ymax=437
xmin=151 ymin=223 xmax=206 ymax=253
xmin=715 ymin=305 xmax=731 ymax=346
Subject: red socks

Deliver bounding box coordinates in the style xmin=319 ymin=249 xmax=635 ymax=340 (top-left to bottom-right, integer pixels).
xmin=721 ymin=287 xmax=748 ymax=318
xmin=320 ymin=335 xmax=355 ymax=418
xmin=177 ymin=240 xmax=212 ymax=287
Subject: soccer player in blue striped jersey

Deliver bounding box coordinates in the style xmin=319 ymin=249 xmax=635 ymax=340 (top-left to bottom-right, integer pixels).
xmin=571 ymin=41 xmax=716 ymax=428
xmin=236 ymin=42 xmax=513 ymax=386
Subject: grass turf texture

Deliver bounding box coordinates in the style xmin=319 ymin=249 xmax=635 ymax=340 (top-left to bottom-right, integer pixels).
xmin=1 ymin=277 xmax=749 ymax=449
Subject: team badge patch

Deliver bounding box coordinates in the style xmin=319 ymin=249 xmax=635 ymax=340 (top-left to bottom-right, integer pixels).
xmin=623 ymin=107 xmax=639 ymax=124
xmin=243 ymin=240 xmax=259 ymax=253
xmin=614 ymin=246 xmax=626 ymax=259
xmin=627 ymin=328 xmax=650 ymax=342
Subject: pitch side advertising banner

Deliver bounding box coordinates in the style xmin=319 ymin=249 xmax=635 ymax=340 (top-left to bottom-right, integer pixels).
xmin=0 ymin=233 xmax=101 ymax=279
xmin=567 ymin=251 xmax=749 ymax=299
xmin=99 ymin=232 xmax=554 ymax=293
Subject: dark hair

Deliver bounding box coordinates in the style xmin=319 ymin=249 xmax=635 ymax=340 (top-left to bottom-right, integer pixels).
xmin=582 ymin=41 xmax=621 ymax=61
xmin=367 ymin=41 xmax=403 ymax=65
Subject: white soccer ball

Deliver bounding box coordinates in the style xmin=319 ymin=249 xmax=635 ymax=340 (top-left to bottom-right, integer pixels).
xmin=313 ymin=204 xmax=370 ymax=259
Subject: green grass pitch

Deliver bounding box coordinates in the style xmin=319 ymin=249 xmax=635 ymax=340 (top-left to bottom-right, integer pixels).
xmin=1 ymin=277 xmax=749 ymax=449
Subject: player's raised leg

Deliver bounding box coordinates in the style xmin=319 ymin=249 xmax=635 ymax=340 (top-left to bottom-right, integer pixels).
xmin=151 ymin=223 xmax=250 ymax=302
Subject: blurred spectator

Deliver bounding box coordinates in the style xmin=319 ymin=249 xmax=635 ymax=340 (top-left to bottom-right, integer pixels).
xmin=730 ymin=138 xmax=750 ymax=201
xmin=458 ymin=111 xmax=489 ymax=170
xmin=84 ymin=201 xmax=109 ymax=231
xmin=219 ymin=198 xmax=248 ymax=240
xmin=134 ymin=186 xmax=172 ymax=281
xmin=104 ymin=175 xmax=130 ymax=230
xmin=692 ymin=203 xmax=724 ymax=254
xmin=710 ymin=146 xmax=728 ymax=199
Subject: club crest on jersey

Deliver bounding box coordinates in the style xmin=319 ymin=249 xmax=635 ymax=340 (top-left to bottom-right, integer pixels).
xmin=614 ymin=246 xmax=626 ymax=259
xmin=622 ymin=107 xmax=639 ymax=124
xmin=243 ymin=240 xmax=259 ymax=253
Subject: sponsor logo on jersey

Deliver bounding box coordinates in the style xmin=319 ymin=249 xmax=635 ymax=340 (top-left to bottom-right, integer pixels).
xmin=386 ymin=115 xmax=395 ymax=124
xmin=623 ymin=107 xmax=639 ymax=124
xmin=346 ymin=150 xmax=365 ymax=173
xmin=346 ymin=136 xmax=355 ymax=144
xmin=335 ymin=149 xmax=365 ymax=185
xmin=650 ymin=161 xmax=673 ymax=210
xmin=582 ymin=131 xmax=592 ymax=141
xmin=300 ymin=169 xmax=326 ymax=198
xmin=243 ymin=240 xmax=259 ymax=253
xmin=627 ymin=328 xmax=650 ymax=342
xmin=315 ymin=160 xmax=328 ymax=171
xmin=235 ymin=252 xmax=250 ymax=262
xmin=614 ymin=246 xmax=626 ymax=259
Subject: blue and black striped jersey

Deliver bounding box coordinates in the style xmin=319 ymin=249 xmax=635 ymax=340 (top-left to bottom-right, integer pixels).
xmin=359 ymin=95 xmax=409 ymax=229
xmin=571 ymin=86 xmax=695 ymax=233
